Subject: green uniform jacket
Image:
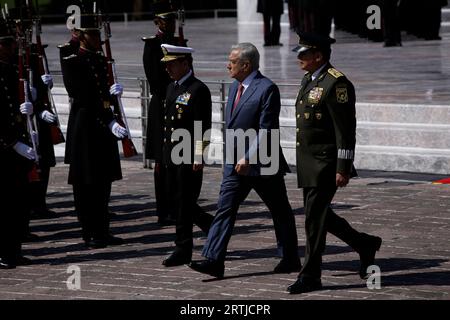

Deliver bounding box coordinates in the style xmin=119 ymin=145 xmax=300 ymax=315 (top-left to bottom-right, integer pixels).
xmin=295 ymin=62 xmax=356 ymax=188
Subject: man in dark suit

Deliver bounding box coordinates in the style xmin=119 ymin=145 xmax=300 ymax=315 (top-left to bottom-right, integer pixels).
xmin=61 ymin=13 xmax=125 ymax=249
xmin=189 ymin=43 xmax=300 ymax=279
xmin=287 ymin=32 xmax=382 ymax=294
xmin=142 ymin=1 xmax=186 ymax=225
xmin=159 ymin=44 xmax=214 ymax=267
xmin=257 ymin=0 xmax=284 ymax=46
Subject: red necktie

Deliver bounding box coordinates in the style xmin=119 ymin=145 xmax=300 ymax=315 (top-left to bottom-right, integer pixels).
xmin=232 ymin=83 xmax=244 ymax=113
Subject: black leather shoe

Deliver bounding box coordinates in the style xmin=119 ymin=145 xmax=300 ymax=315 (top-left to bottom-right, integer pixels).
xmin=287 ymin=277 xmax=322 ymax=294
xmin=189 ymin=259 xmax=225 ymax=279
xmin=162 ymin=251 xmax=191 ymax=267
xmin=0 ymin=258 xmax=16 ymax=269
xmin=22 ymin=233 xmax=40 ymax=243
xmin=107 ymin=235 xmax=124 ymax=246
xmin=359 ymin=235 xmax=382 ymax=279
xmin=273 ymin=259 xmax=302 ymax=274
xmin=85 ymin=239 xmax=107 ymax=249
xmin=16 ymin=256 xmax=32 ymax=266
xmin=157 ymin=217 xmax=176 ymax=226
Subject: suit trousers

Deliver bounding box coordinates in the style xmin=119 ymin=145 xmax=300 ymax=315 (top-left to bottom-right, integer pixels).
xmin=202 ymin=173 xmax=299 ymax=262
xmin=73 ymin=183 xmax=111 ymax=242
xmin=165 ymin=165 xmax=213 ymax=254
xmin=29 ymin=165 xmax=50 ymax=211
xmin=300 ymin=185 xmax=363 ymax=279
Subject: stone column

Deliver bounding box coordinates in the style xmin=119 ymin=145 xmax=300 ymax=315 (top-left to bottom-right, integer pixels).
xmin=237 ymin=0 xmax=260 ymax=24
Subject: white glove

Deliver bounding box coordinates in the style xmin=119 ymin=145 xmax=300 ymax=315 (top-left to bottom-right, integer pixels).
xmin=109 ymin=83 xmax=123 ymax=96
xmin=12 ymin=142 xmax=35 ymax=160
xmin=30 ymin=87 xmax=38 ymax=102
xmin=41 ymin=74 xmax=54 ymax=89
xmin=109 ymin=120 xmax=127 ymax=139
xmin=20 ymin=102 xmax=33 ymax=115
xmin=39 ymin=110 xmax=57 ymax=124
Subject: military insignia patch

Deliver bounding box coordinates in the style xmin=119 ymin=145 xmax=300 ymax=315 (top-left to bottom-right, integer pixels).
xmin=304 ymin=112 xmax=310 ymax=120
xmin=336 ymin=86 xmax=348 ymax=103
xmin=176 ymin=92 xmax=191 ymax=105
xmin=103 ymin=101 xmax=110 ymax=109
xmin=328 ymin=68 xmax=344 ymax=78
xmin=308 ymin=87 xmax=323 ymax=104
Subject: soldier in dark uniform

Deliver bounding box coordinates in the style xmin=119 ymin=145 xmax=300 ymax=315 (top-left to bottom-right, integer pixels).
xmin=142 ymin=1 xmax=186 ymax=226
xmin=0 ymin=18 xmax=33 ymax=268
xmin=28 ymin=43 xmax=57 ymax=219
xmin=61 ymin=13 xmax=125 ymax=249
xmin=287 ymin=33 xmax=382 ymax=294
xmin=159 ymin=44 xmax=214 ymax=267
xmin=257 ymin=0 xmax=284 ymax=46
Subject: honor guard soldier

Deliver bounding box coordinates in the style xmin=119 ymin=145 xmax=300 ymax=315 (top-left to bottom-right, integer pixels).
xmin=61 ymin=13 xmax=125 ymax=249
xmin=287 ymin=32 xmax=382 ymax=294
xmin=159 ymin=44 xmax=214 ymax=267
xmin=0 ymin=17 xmax=33 ymax=268
xmin=142 ymin=0 xmax=186 ymax=226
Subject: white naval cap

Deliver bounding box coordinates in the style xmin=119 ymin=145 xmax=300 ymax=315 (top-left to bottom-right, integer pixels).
xmin=161 ymin=44 xmax=195 ymax=62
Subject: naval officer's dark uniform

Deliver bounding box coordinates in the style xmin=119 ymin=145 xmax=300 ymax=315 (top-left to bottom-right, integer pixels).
xmin=161 ymin=67 xmax=214 ymax=265
xmin=142 ymin=32 xmax=186 ymax=224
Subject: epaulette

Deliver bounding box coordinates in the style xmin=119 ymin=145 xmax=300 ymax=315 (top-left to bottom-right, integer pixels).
xmin=328 ymin=68 xmax=344 ymax=79
xmin=63 ymin=54 xmax=77 ymax=60
xmin=142 ymin=36 xmax=157 ymax=42
xmin=58 ymin=43 xmax=71 ymax=49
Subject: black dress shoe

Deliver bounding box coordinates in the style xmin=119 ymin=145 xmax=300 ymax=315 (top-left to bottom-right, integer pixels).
xmin=287 ymin=277 xmax=322 ymax=294
xmin=359 ymin=235 xmax=382 ymax=279
xmin=16 ymin=256 xmax=32 ymax=266
xmin=273 ymin=259 xmax=302 ymax=274
xmin=157 ymin=217 xmax=176 ymax=226
xmin=107 ymin=235 xmax=124 ymax=246
xmin=22 ymin=233 xmax=40 ymax=243
xmin=162 ymin=251 xmax=191 ymax=267
xmin=31 ymin=208 xmax=58 ymax=219
xmin=189 ymin=259 xmax=225 ymax=279
xmin=85 ymin=239 xmax=107 ymax=249
xmin=0 ymin=258 xmax=16 ymax=269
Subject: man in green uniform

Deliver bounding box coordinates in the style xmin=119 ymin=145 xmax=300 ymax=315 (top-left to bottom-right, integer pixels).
xmin=288 ymin=32 xmax=382 ymax=294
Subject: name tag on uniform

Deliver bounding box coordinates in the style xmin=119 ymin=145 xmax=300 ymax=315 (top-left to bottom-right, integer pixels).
xmin=176 ymin=92 xmax=191 ymax=105
xmin=308 ymin=87 xmax=323 ymax=104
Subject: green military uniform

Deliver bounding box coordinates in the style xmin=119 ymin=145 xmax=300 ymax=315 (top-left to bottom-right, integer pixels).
xmin=295 ymin=63 xmax=356 ymax=187
xmin=288 ymin=32 xmax=382 ymax=294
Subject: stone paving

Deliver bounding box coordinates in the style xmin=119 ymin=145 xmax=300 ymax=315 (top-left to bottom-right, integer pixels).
xmin=0 ymin=160 xmax=449 ymax=300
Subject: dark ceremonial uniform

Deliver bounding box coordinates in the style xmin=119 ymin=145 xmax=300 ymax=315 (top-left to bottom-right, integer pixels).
xmin=0 ymin=61 xmax=32 ymax=267
xmin=257 ymin=0 xmax=284 ymax=45
xmin=162 ymin=71 xmax=214 ymax=261
xmin=62 ymin=47 xmax=122 ymax=244
xmin=28 ymin=45 xmax=56 ymax=215
xmin=142 ymin=32 xmax=186 ymax=223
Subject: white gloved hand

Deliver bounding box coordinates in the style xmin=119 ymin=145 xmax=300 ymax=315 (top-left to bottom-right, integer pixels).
xmin=30 ymin=87 xmax=38 ymax=102
xmin=41 ymin=74 xmax=54 ymax=89
xmin=12 ymin=142 xmax=35 ymax=160
xmin=109 ymin=120 xmax=127 ymax=139
xmin=20 ymin=102 xmax=33 ymax=115
xmin=109 ymin=83 xmax=123 ymax=96
xmin=39 ymin=110 xmax=57 ymax=124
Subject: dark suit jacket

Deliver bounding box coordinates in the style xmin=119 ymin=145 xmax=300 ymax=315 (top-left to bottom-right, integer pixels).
xmin=224 ymin=71 xmax=289 ymax=177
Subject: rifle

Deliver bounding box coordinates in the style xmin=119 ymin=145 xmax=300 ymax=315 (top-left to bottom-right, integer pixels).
xmin=34 ymin=17 xmax=65 ymax=145
xmin=177 ymin=2 xmax=185 ymax=46
xmin=17 ymin=21 xmax=41 ymax=182
xmin=102 ymin=18 xmax=138 ymax=158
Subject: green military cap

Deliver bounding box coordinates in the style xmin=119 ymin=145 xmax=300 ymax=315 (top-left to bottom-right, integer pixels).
xmin=293 ymin=31 xmax=336 ymax=55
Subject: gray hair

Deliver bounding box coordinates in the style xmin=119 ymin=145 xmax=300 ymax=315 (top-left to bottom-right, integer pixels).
xmin=231 ymin=42 xmax=260 ymax=70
